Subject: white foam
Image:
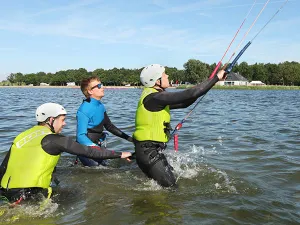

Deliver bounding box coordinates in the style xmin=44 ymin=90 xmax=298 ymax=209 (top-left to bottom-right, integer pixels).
xmin=0 ymin=198 xmax=59 ymax=223
xmin=216 ymin=170 xmax=237 ymax=193
xmin=165 ymin=144 xmax=214 ymax=180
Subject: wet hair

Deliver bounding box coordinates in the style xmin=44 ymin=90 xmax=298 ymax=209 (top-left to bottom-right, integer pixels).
xmin=80 ymin=76 xmax=101 ymax=98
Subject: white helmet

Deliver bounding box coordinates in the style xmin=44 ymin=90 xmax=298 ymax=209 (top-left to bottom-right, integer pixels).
xmin=36 ymin=103 xmax=67 ymax=122
xmin=140 ymin=64 xmax=165 ymax=87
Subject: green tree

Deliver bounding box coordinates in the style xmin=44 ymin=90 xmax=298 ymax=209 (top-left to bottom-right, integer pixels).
xmin=51 ymin=71 xmax=67 ymax=85
xmin=36 ymin=72 xmax=48 ymax=84
xmin=4 ymin=61 xmax=300 ymax=87
xmin=7 ymin=73 xmax=16 ymax=83
xmin=236 ymin=61 xmax=252 ymax=80
xmin=23 ymin=73 xmax=39 ymax=86
xmin=252 ymin=63 xmax=268 ymax=83
xmin=184 ymin=59 xmax=209 ymax=84
xmin=265 ymin=63 xmax=279 ymax=85
xmin=278 ymin=61 xmax=300 ymax=86
xmin=14 ymin=73 xmax=24 ymax=85
xmin=74 ymin=68 xmax=89 ymax=84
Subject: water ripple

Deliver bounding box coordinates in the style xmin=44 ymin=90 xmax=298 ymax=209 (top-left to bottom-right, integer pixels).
xmin=0 ymin=88 xmax=299 ymax=224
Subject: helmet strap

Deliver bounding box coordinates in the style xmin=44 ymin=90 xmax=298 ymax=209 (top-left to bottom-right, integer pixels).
xmin=45 ymin=117 xmax=56 ymax=133
xmin=155 ymin=78 xmax=165 ymax=91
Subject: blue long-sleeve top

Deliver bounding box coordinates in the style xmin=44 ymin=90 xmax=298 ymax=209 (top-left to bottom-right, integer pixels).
xmin=76 ymin=97 xmax=132 ymax=146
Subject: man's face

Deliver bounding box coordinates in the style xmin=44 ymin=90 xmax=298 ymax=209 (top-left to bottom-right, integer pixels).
xmin=52 ymin=115 xmax=66 ymax=134
xmin=160 ymin=72 xmax=170 ymax=88
xmin=88 ymin=80 xmax=104 ymax=100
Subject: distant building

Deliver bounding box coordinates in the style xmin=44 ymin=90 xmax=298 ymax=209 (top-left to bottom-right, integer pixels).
xmin=40 ymin=83 xmax=49 ymax=86
xmin=217 ymin=72 xmax=248 ymax=86
xmin=67 ymin=82 xmax=76 ymax=86
xmin=249 ymin=81 xmax=266 ymax=86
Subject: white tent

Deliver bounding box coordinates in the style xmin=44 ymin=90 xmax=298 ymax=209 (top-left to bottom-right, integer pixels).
xmin=250 ymin=81 xmax=265 ymax=86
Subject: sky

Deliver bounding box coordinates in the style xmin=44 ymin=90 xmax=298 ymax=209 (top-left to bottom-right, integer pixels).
xmin=0 ymin=0 xmax=299 ymax=81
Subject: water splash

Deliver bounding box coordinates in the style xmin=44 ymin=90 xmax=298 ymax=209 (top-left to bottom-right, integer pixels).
xmin=165 ymin=144 xmax=238 ymax=194
xmin=166 ymin=144 xmax=217 ymax=179
xmin=0 ymin=198 xmax=59 ymax=223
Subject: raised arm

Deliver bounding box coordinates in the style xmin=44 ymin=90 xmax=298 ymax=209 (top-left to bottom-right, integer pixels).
xmin=144 ymin=75 xmax=219 ymax=111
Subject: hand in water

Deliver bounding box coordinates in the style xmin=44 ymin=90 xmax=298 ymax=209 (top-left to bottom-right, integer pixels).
xmin=121 ymin=152 xmax=132 ymax=162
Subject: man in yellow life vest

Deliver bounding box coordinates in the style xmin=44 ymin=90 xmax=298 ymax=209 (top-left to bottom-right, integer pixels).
xmin=133 ymin=64 xmax=225 ymax=187
xmin=0 ymin=103 xmax=132 ymax=204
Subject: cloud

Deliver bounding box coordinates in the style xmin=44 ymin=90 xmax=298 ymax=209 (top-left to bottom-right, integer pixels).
xmin=0 ymin=0 xmax=298 ymax=74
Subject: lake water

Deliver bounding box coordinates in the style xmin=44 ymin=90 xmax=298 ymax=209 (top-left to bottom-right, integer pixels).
xmin=0 ymin=87 xmax=299 ymax=224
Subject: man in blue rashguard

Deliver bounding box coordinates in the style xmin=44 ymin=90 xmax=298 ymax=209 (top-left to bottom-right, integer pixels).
xmin=76 ymin=76 xmax=133 ymax=167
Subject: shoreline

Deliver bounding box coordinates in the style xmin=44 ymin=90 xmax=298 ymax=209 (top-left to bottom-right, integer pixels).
xmin=0 ymin=85 xmax=299 ymax=90
xmin=0 ymin=85 xmax=179 ymax=89
xmin=0 ymin=85 xmax=141 ymax=89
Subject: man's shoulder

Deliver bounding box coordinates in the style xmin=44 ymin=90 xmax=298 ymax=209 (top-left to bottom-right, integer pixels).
xmin=43 ymin=133 xmax=67 ymax=143
xmin=77 ymin=101 xmax=95 ymax=115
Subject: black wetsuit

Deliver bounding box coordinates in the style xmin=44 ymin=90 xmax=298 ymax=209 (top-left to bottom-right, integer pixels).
xmin=0 ymin=134 xmax=122 ymax=202
xmin=135 ymin=76 xmax=219 ymax=187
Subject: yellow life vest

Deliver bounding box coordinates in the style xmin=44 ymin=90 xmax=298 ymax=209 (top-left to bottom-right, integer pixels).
xmin=133 ymin=88 xmax=171 ymax=142
xmin=1 ymin=126 xmax=60 ymax=189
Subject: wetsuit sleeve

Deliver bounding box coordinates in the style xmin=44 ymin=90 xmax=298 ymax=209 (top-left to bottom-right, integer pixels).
xmin=169 ymin=98 xmax=198 ymax=109
xmin=0 ymin=149 xmax=11 ymax=181
xmin=76 ymin=110 xmax=97 ymax=146
xmin=144 ymin=75 xmax=219 ymax=111
xmin=42 ymin=134 xmax=122 ymax=159
xmin=103 ymin=112 xmax=133 ymax=142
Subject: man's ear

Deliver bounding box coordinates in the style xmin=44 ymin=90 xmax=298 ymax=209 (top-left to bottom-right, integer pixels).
xmin=87 ymin=89 xmax=93 ymax=96
xmin=155 ymin=79 xmax=161 ymax=86
xmin=49 ymin=117 xmax=55 ymax=124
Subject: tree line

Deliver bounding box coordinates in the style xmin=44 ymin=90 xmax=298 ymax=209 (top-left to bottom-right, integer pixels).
xmin=4 ymin=60 xmax=300 ymax=86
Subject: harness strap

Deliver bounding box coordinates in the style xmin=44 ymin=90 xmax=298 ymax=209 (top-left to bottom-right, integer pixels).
xmin=47 ymin=187 xmax=52 ymax=199
xmin=11 ymin=196 xmax=24 ymax=207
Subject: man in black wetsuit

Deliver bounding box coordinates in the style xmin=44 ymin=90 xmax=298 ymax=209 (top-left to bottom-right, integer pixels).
xmin=0 ymin=103 xmax=131 ymax=204
xmin=133 ymin=64 xmax=225 ymax=187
